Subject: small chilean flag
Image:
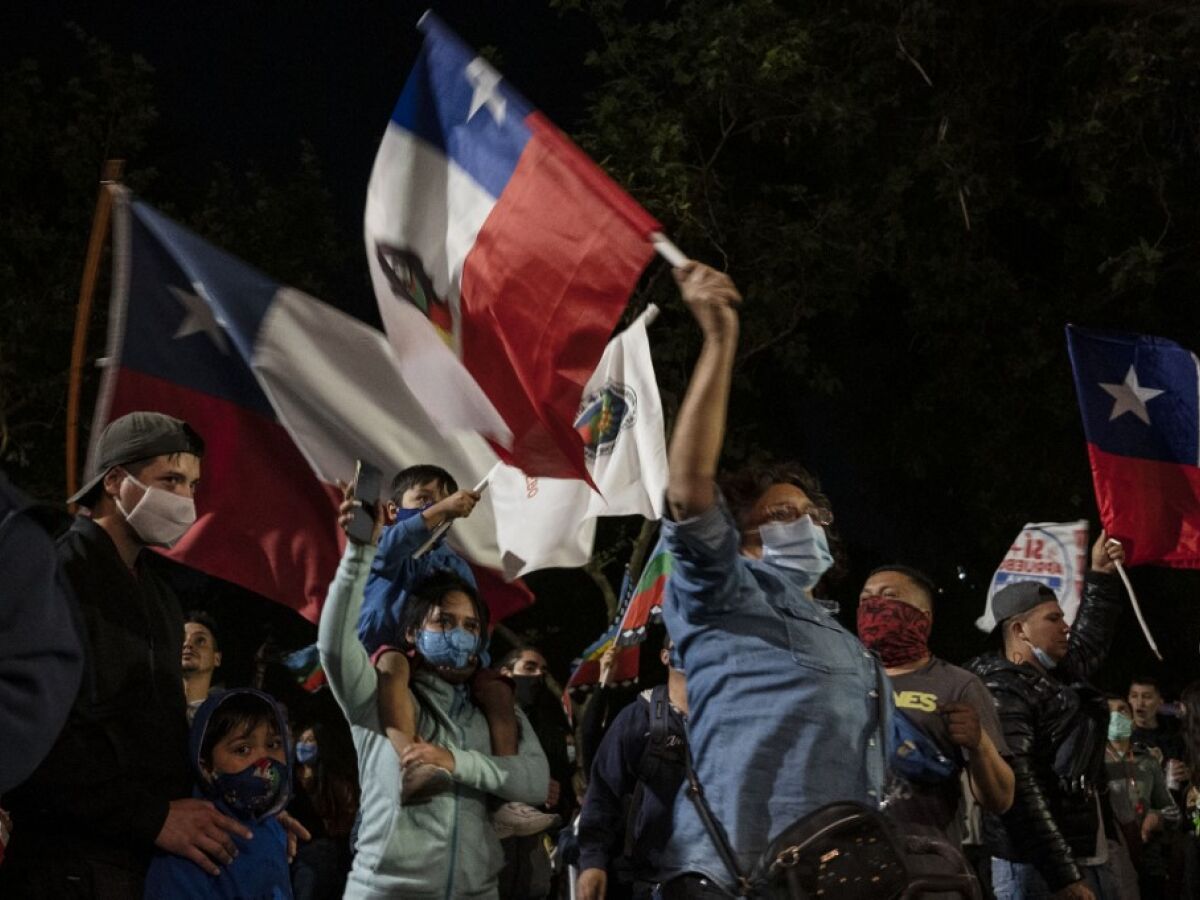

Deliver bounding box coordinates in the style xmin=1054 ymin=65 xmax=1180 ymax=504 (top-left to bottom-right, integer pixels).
xmin=1067 ymin=325 xmax=1200 ymax=567
xmin=365 ymin=12 xmax=661 ymax=483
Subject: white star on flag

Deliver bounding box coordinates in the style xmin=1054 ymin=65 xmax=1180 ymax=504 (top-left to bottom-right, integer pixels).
xmin=465 ymin=56 xmax=506 ymax=124
xmin=170 ymin=284 xmax=230 ymax=355
xmin=1099 ymin=365 xmax=1163 ymax=425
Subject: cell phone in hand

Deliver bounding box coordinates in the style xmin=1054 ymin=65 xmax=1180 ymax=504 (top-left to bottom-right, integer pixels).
xmin=347 ymin=459 xmax=383 ymax=544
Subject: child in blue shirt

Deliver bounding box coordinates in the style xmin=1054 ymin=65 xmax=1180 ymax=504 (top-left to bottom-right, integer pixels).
xmin=144 ymin=688 xmax=293 ymax=899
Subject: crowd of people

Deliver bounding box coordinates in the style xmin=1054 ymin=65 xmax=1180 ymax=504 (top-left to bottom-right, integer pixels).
xmin=3 ymin=260 xmax=1200 ymax=898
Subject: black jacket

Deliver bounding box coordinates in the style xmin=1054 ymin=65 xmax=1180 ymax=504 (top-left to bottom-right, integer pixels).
xmin=0 ymin=471 xmax=83 ymax=794
xmin=967 ymin=571 xmax=1122 ymax=892
xmin=4 ymin=516 xmax=190 ymax=870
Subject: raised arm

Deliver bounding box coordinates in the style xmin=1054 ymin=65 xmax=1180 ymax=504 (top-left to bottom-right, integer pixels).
xmin=666 ymin=262 xmax=742 ymax=522
xmin=320 ymin=493 xmax=386 ymax=726
xmin=1061 ymin=532 xmax=1125 ymax=683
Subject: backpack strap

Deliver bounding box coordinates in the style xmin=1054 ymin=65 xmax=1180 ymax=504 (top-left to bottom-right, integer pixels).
xmin=682 ymin=735 xmax=756 ymax=896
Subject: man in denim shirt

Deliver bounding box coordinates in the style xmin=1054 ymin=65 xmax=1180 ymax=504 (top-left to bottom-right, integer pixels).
xmin=657 ymin=262 xmax=889 ymax=897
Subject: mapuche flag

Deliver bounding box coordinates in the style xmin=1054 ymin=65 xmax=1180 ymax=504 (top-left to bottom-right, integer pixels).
xmin=1067 ymin=324 xmax=1200 ymax=567
xmin=565 ymin=544 xmax=673 ymax=698
xmin=365 ymin=12 xmax=661 ymax=483
xmin=85 ymin=191 xmax=532 ymax=623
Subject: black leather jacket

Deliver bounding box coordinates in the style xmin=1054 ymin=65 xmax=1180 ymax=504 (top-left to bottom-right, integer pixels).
xmin=967 ymin=571 xmax=1122 ymax=892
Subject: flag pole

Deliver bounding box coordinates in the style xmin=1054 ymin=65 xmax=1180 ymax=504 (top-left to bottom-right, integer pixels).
xmin=1112 ymin=557 xmax=1163 ymax=661
xmin=650 ymin=232 xmax=688 ymax=268
xmin=412 ymin=461 xmax=501 ymax=558
xmin=66 ymin=159 xmax=125 ymax=509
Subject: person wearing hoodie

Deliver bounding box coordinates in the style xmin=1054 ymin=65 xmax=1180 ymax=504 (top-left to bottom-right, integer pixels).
xmin=144 ymin=688 xmax=294 ymax=899
xmin=319 ymin=490 xmax=549 ymax=900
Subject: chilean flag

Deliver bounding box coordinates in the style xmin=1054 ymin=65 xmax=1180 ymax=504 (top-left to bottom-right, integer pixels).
xmin=365 ymin=12 xmax=661 ymax=482
xmin=87 ymin=190 xmax=532 ymax=623
xmin=1067 ymin=324 xmax=1200 ymax=567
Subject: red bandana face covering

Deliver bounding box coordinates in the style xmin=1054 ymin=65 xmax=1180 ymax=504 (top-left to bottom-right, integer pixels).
xmin=857 ymin=595 xmax=932 ymax=667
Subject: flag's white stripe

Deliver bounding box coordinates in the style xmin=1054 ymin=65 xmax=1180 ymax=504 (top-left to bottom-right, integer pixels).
xmin=364 ymin=123 xmax=511 ymax=444
xmin=489 ymin=307 xmax=668 ymax=579
xmin=252 ymin=287 xmax=504 ymax=569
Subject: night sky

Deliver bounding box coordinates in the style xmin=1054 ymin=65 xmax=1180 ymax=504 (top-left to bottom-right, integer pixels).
xmin=7 ymin=1 xmax=1199 ymax=699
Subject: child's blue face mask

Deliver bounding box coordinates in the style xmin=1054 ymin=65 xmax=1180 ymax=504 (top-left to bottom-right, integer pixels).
xmin=210 ymin=757 xmax=289 ymax=821
xmin=417 ymin=627 xmax=479 ymax=669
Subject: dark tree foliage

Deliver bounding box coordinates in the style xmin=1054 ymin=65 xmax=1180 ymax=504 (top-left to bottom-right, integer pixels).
xmin=541 ymin=0 xmax=1200 ymax=679
xmin=0 ymin=30 xmax=359 ymax=502
xmin=0 ymin=28 xmax=157 ymax=499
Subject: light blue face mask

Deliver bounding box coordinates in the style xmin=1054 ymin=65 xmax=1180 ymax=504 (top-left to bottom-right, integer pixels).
xmin=758 ymin=516 xmax=834 ymax=590
xmin=417 ymin=627 xmax=479 ymax=669
xmin=1021 ymin=637 xmax=1058 ymax=671
xmin=1108 ymin=712 xmax=1134 ymax=742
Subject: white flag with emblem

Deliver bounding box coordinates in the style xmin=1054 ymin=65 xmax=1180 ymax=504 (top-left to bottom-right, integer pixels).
xmin=489 ymin=306 xmax=668 ymax=579
xmin=976 ymin=521 xmax=1090 ymax=632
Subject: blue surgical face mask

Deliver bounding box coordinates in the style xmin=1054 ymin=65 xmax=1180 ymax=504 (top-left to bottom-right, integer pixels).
xmin=1108 ymin=712 xmax=1134 ymax=742
xmin=1022 ymin=637 xmax=1058 ymax=671
xmin=758 ymin=517 xmax=834 ymax=589
xmin=210 ymin=757 xmax=289 ymax=821
xmin=294 ymin=741 xmax=318 ymax=765
xmin=417 ymin=627 xmax=479 ymax=669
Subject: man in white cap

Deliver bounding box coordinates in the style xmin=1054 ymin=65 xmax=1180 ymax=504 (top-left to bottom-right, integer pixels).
xmin=1 ymin=412 xmax=256 ymax=898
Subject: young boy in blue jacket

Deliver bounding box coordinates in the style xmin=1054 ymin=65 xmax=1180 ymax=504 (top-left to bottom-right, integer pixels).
xmin=144 ymin=688 xmax=293 ymax=899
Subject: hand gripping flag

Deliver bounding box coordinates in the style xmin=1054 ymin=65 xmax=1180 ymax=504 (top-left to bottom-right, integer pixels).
xmin=975 ymin=521 xmax=1089 ymax=632
xmin=1067 ymin=325 xmax=1200 ymax=567
xmin=365 ymin=12 xmax=661 ymax=482
xmin=489 ymin=306 xmax=668 ymax=579
xmin=86 ymin=190 xmax=532 ymax=623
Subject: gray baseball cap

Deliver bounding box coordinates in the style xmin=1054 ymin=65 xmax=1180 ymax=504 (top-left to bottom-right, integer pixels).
xmin=991 ymin=581 xmax=1058 ymax=630
xmin=70 ymin=411 xmax=204 ymax=507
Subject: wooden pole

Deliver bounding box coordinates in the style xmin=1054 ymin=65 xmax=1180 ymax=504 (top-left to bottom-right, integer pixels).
xmin=65 ymin=159 xmax=124 ymax=510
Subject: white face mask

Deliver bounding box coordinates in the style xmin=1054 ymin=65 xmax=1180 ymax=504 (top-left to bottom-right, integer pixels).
xmin=115 ymin=472 xmax=196 ymax=547
xmin=759 ymin=516 xmax=834 ymax=590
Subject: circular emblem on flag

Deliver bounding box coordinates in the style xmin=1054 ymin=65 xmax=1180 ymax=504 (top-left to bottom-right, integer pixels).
xmin=374 ymin=242 xmax=455 ymax=349
xmin=575 ymin=382 xmax=636 ymax=460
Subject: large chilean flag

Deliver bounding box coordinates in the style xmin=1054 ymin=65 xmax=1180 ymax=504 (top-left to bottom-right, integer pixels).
xmin=365 ymin=12 xmax=661 ymax=483
xmin=1067 ymin=324 xmax=1200 ymax=567
xmin=87 ymin=191 xmax=532 ymax=624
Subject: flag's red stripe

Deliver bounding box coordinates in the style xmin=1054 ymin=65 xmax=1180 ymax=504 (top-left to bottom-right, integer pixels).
xmin=107 ymin=369 xmax=535 ymax=624
xmin=302 ymin=670 xmax=327 ymax=692
xmin=109 ymin=369 xmax=344 ymax=623
xmin=524 ymin=112 xmax=661 ymax=238
xmin=471 ymin=562 xmax=535 ymax=623
xmin=460 ymin=126 xmax=656 ymax=482
xmin=1087 ymin=443 xmax=1200 ymax=567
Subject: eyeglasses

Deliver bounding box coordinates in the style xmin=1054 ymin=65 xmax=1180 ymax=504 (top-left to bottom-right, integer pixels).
xmin=761 ymin=504 xmax=834 ymax=528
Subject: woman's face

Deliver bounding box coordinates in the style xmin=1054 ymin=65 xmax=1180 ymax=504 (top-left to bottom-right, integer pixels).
xmin=409 ymin=590 xmax=483 ymax=683
xmin=421 ymin=591 xmax=482 ymax=639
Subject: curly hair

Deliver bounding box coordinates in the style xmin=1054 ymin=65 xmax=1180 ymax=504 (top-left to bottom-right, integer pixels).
xmin=718 ymin=461 xmax=847 ymax=589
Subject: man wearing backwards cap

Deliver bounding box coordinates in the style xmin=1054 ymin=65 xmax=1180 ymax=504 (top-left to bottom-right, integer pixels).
xmin=967 ymin=533 xmax=1126 ymax=900
xmin=1 ymin=412 xmax=255 ymax=898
